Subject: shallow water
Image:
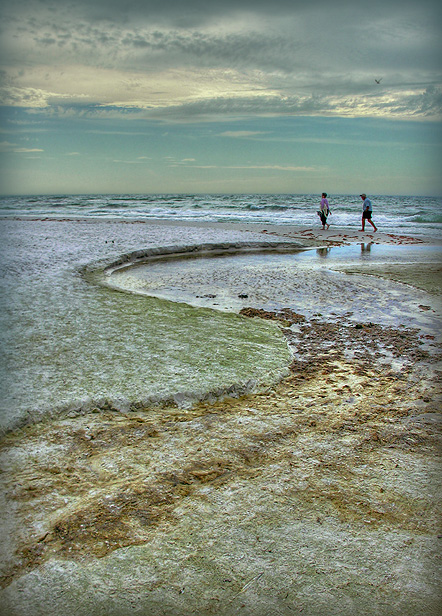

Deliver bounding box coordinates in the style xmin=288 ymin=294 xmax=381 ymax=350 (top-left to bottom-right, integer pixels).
xmin=107 ymin=243 xmax=442 ymax=332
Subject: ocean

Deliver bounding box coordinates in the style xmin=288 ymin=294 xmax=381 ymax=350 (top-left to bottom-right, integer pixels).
xmin=1 ymin=193 xmax=442 ymax=238
xmin=0 ymin=193 xmax=441 ymax=433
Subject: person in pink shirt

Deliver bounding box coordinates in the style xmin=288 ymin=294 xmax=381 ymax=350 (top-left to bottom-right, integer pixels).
xmin=318 ymin=192 xmax=330 ymax=230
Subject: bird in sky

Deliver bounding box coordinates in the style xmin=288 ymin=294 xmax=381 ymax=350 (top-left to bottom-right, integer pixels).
xmin=374 ymin=78 xmax=382 ymax=84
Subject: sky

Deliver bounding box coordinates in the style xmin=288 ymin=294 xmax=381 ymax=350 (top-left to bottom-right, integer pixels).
xmin=0 ymin=0 xmax=441 ymax=196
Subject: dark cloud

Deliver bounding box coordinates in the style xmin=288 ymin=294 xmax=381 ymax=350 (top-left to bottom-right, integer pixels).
xmin=4 ymin=0 xmax=441 ymax=27
xmin=0 ymin=0 xmax=440 ymax=121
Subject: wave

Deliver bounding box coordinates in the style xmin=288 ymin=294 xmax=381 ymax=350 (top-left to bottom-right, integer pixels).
xmin=411 ymin=214 xmax=442 ymax=224
xmin=1 ymin=193 xmax=441 ymax=239
xmin=246 ymin=204 xmax=290 ymax=211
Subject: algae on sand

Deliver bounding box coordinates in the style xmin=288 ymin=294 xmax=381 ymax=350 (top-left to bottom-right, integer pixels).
xmin=1 ymin=286 xmax=292 ymax=431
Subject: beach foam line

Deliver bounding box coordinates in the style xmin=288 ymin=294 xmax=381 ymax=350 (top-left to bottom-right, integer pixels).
xmin=1 ymin=372 xmax=291 ymax=436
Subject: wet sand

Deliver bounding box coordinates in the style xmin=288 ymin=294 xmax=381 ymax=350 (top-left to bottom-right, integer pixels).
xmin=138 ymin=218 xmax=442 ymax=247
xmin=0 ymin=224 xmax=441 ymax=616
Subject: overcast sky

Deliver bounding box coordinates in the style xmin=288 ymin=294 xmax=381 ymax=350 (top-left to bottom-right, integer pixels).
xmin=0 ymin=0 xmax=441 ymax=195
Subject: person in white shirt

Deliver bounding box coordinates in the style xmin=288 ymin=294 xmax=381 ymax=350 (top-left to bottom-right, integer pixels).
xmin=359 ymin=194 xmax=377 ymax=232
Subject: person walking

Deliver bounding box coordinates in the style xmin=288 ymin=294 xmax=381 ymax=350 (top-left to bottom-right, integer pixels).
xmin=318 ymin=192 xmax=330 ymax=230
xmin=359 ymin=194 xmax=377 ymax=232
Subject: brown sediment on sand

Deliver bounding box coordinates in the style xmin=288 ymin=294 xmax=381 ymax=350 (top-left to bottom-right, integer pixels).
xmin=260 ymin=228 xmax=429 ymax=247
xmin=239 ymin=307 xmax=306 ymax=325
xmin=1 ymin=307 xmax=441 ymax=613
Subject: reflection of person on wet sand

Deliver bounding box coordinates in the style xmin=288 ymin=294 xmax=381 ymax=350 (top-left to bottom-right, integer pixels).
xmin=359 ymin=194 xmax=377 ymax=232
xmin=317 ymin=247 xmax=331 ymax=258
xmin=361 ymin=243 xmax=373 ymax=253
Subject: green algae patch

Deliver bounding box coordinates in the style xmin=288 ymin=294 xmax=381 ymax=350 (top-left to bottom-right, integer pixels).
xmin=3 ymin=284 xmax=292 ymax=432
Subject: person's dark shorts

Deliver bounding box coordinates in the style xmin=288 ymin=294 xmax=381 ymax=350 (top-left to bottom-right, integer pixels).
xmin=319 ymin=212 xmax=327 ymax=225
xmin=363 ymin=211 xmax=372 ymax=220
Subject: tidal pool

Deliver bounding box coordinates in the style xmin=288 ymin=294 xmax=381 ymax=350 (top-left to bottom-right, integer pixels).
xmin=105 ymin=243 xmax=442 ymax=334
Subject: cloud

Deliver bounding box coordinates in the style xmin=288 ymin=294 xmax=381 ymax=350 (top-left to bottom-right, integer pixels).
xmin=0 ymin=0 xmax=440 ymax=121
xmin=0 ymin=140 xmax=44 ymax=153
xmin=412 ymin=86 xmax=442 ymax=117
xmin=181 ymin=162 xmax=318 ymax=172
xmin=4 ymin=79 xmax=440 ymax=123
xmin=14 ymin=147 xmax=44 ymax=153
xmin=238 ymin=164 xmax=318 ymax=172
xmin=219 ymin=131 xmax=269 ymax=137
xmin=7 ymin=0 xmax=440 ymax=30
xmin=112 ymin=159 xmax=150 ymax=164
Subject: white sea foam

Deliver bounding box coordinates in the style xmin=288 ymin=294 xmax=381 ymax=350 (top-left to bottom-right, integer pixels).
xmin=1 ymin=193 xmax=441 ymax=237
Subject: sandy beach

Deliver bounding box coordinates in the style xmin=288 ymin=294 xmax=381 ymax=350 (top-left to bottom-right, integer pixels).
xmin=139 ymin=218 xmax=442 ymax=246
xmin=2 ymin=0 xmax=441 ymax=609
xmin=0 ymin=222 xmax=441 ymax=616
